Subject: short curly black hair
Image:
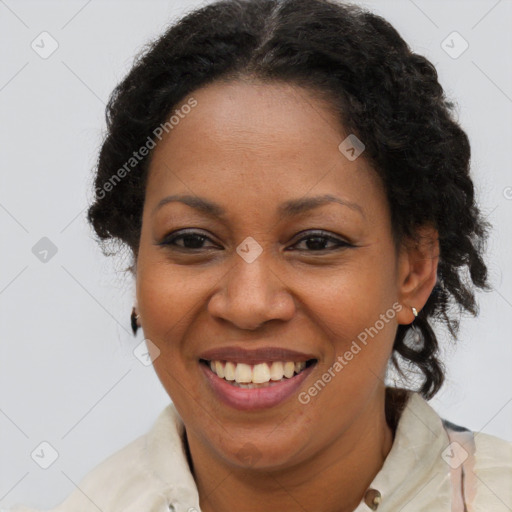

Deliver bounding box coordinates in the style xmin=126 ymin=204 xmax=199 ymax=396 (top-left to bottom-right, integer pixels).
xmin=87 ymin=0 xmax=490 ymax=400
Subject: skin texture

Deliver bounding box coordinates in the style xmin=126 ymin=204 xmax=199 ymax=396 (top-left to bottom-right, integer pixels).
xmin=135 ymin=79 xmax=439 ymax=512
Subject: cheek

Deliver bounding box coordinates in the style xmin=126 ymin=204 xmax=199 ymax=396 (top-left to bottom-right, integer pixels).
xmin=312 ymin=250 xmax=397 ymax=329
xmin=136 ymin=262 xmax=205 ymax=409
xmin=300 ymin=283 xmax=398 ymax=429
xmin=136 ymin=245 xmax=204 ymax=332
xmin=309 ymin=250 xmax=398 ymax=375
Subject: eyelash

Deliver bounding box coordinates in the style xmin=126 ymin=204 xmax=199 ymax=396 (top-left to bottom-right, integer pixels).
xmin=158 ymin=229 xmax=351 ymax=253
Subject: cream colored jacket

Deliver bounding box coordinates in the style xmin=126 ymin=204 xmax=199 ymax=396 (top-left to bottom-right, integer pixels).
xmin=7 ymin=392 xmax=512 ymax=512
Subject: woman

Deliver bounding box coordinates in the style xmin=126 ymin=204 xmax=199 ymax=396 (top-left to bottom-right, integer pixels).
xmin=9 ymin=0 xmax=511 ymax=510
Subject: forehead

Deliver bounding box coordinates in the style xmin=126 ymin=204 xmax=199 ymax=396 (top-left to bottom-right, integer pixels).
xmin=145 ymin=79 xmax=385 ymax=219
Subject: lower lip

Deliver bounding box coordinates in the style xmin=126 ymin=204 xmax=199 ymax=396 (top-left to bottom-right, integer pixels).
xmin=200 ymin=362 xmax=316 ymax=411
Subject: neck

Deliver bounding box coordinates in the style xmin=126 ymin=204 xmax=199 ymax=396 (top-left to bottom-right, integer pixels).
xmin=186 ymin=388 xmax=400 ymax=512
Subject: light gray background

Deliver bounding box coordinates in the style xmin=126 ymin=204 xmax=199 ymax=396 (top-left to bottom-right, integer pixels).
xmin=1 ymin=0 xmax=511 ymax=509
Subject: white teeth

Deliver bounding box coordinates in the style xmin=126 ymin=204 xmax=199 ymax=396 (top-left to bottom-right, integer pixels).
xmin=252 ymin=363 xmax=271 ymax=383
xmin=206 ymin=359 xmax=311 ymax=384
xmin=269 ymin=361 xmax=284 ymax=381
xmin=235 ymin=363 xmax=252 ymax=383
xmin=283 ymin=361 xmax=295 ymax=378
xmin=214 ymin=361 xmax=225 ymax=379
xmin=224 ymin=361 xmax=236 ymax=381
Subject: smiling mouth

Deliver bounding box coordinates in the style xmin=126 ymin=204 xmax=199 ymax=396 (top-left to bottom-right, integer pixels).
xmin=199 ymin=359 xmax=317 ymax=388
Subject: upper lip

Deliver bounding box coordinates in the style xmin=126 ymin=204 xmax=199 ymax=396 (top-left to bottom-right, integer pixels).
xmin=198 ymin=346 xmax=317 ymax=364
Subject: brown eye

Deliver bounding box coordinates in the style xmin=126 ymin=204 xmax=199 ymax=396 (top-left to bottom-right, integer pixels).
xmin=159 ymin=229 xmax=219 ymax=250
xmin=291 ymin=231 xmax=351 ymax=252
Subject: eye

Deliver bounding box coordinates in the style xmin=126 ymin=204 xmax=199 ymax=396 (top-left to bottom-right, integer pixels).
xmin=158 ymin=229 xmax=351 ymax=252
xmin=158 ymin=229 xmax=219 ymax=250
xmin=290 ymin=230 xmax=351 ymax=252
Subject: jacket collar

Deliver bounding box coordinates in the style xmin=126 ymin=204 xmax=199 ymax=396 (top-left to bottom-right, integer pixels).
xmin=353 ymin=390 xmax=452 ymax=510
xmin=143 ymin=402 xmax=201 ymax=512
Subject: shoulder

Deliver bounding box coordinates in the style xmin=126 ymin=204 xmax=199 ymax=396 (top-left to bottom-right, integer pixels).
xmin=7 ymin=434 xmax=156 ymax=512
xmin=474 ymin=429 xmax=512 ymax=463
xmin=388 ymin=389 xmax=512 ymax=510
xmin=441 ymin=415 xmax=512 ymax=510
xmin=472 ymin=430 xmax=512 ymax=508
xmin=6 ymin=403 xmax=191 ymax=512
xmin=403 ymin=391 xmax=512 ymax=467
xmin=442 ymin=416 xmax=512 ymax=468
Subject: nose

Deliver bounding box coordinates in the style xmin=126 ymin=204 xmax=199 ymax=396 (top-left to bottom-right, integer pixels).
xmin=207 ymin=253 xmax=296 ymax=330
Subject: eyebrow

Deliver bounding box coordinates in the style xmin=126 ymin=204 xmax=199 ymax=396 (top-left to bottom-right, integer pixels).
xmin=152 ymin=193 xmax=365 ymax=218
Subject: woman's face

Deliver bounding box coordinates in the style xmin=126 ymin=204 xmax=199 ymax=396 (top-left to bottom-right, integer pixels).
xmin=136 ymin=80 xmax=430 ymax=470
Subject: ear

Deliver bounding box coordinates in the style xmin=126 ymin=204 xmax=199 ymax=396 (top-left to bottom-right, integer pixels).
xmin=395 ymin=225 xmax=439 ymax=325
